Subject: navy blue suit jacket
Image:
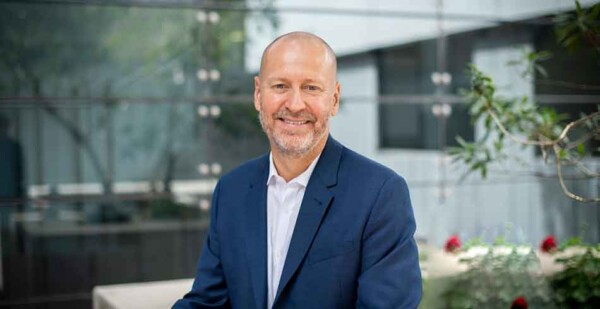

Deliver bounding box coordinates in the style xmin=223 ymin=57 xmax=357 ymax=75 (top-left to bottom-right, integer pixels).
xmin=173 ymin=137 xmax=422 ymax=308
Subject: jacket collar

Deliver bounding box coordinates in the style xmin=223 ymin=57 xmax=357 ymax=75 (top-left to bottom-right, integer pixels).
xmin=266 ymin=152 xmax=321 ymax=188
xmin=249 ymin=135 xmax=342 ymax=189
xmin=311 ymin=135 xmax=342 ymax=188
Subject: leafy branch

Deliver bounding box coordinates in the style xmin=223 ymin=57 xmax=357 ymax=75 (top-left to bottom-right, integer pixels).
xmin=554 ymin=0 xmax=600 ymax=53
xmin=449 ymin=1 xmax=600 ymax=203
xmin=448 ymin=64 xmax=600 ymax=203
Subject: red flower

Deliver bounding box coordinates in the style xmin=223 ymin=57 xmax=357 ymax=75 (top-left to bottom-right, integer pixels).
xmin=540 ymin=235 xmax=557 ymax=253
xmin=510 ymin=296 xmax=528 ymax=309
xmin=444 ymin=235 xmax=461 ymax=253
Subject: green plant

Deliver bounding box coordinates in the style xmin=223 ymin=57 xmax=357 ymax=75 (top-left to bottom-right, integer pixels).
xmin=555 ymin=0 xmax=600 ymax=53
xmin=551 ymin=239 xmax=600 ymax=307
xmin=442 ymin=243 xmax=555 ymax=309
xmin=448 ymin=1 xmax=600 ymax=203
xmin=448 ymin=63 xmax=600 ymax=202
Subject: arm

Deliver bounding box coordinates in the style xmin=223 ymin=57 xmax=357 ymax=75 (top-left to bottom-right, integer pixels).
xmin=356 ymin=175 xmax=422 ymax=309
xmin=173 ymin=182 xmax=231 ymax=309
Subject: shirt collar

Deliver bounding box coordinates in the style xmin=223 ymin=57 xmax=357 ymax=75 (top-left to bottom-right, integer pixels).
xmin=267 ymin=152 xmax=321 ymax=187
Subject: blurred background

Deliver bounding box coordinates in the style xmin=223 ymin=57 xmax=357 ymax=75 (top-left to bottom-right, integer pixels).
xmin=0 ymin=0 xmax=599 ymax=308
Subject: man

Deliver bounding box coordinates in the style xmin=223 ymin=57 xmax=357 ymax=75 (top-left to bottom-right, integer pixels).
xmin=173 ymin=32 xmax=422 ymax=309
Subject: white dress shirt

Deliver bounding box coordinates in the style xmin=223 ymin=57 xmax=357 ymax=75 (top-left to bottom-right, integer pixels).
xmin=266 ymin=153 xmax=320 ymax=309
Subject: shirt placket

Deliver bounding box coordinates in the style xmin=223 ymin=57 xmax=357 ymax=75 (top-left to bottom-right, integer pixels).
xmin=269 ymin=179 xmax=282 ymax=304
xmin=270 ymin=180 xmax=284 ymax=298
xmin=274 ymin=182 xmax=298 ymax=297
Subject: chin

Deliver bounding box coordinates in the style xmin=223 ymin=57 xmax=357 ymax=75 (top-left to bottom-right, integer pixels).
xmin=272 ymin=128 xmax=330 ymax=157
xmin=273 ymin=135 xmax=315 ymax=156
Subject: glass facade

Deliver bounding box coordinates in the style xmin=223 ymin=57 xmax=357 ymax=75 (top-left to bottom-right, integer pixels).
xmin=0 ymin=2 xmax=268 ymax=307
xmin=376 ymin=35 xmax=475 ymax=149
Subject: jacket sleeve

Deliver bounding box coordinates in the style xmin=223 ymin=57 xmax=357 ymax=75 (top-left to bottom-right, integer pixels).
xmin=356 ymin=175 xmax=422 ymax=309
xmin=172 ymin=181 xmax=231 ymax=309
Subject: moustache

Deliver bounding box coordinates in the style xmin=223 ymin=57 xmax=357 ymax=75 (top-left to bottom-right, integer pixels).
xmin=273 ymin=109 xmax=316 ymax=122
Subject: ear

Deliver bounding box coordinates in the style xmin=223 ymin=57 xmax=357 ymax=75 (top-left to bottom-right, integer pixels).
xmin=330 ymin=81 xmax=341 ymax=116
xmin=254 ymin=76 xmax=261 ymax=112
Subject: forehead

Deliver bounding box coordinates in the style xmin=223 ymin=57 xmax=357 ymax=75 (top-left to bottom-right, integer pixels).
xmin=260 ymin=38 xmax=336 ymax=81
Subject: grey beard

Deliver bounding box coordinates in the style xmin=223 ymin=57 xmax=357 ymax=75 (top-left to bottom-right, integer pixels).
xmin=258 ymin=110 xmax=327 ymax=158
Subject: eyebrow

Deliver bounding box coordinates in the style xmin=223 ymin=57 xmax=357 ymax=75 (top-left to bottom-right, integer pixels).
xmin=265 ymin=77 xmax=325 ymax=85
xmin=303 ymin=79 xmax=325 ymax=84
xmin=265 ymin=77 xmax=288 ymax=83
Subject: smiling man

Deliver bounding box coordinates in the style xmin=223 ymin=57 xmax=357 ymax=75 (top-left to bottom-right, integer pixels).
xmin=173 ymin=32 xmax=422 ymax=309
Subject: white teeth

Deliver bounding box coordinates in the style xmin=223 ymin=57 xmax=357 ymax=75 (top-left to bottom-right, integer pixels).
xmin=283 ymin=119 xmax=307 ymax=125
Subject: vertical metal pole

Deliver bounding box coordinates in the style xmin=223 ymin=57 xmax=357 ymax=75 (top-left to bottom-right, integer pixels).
xmin=33 ymin=80 xmax=44 ymax=188
xmin=104 ymin=83 xmax=114 ymax=194
xmin=164 ymin=97 xmax=175 ymax=193
xmin=435 ymin=0 xmax=448 ymax=205
xmin=72 ymin=87 xmax=83 ymax=225
xmin=203 ymin=12 xmax=213 ymax=165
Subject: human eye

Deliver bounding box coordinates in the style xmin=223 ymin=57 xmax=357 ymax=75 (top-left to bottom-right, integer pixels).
xmin=304 ymin=84 xmax=321 ymax=92
xmin=272 ymin=83 xmax=287 ymax=90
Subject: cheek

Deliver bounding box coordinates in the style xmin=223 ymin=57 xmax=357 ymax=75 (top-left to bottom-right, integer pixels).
xmin=313 ymin=101 xmax=334 ymax=118
xmin=262 ymin=104 xmax=279 ymax=117
xmin=261 ymin=93 xmax=285 ymax=112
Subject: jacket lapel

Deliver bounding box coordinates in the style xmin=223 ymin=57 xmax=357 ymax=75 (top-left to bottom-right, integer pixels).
xmin=245 ymin=155 xmax=269 ymax=309
xmin=273 ymin=137 xmax=342 ymax=306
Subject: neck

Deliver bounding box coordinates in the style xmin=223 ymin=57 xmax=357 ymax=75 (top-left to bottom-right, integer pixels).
xmin=271 ymin=135 xmax=328 ymax=182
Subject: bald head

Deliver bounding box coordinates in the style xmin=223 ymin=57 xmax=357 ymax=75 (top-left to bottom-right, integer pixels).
xmin=258 ymin=32 xmax=337 ymax=79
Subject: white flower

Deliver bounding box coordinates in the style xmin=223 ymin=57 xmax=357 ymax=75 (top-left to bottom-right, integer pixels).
xmin=458 ymin=246 xmax=489 ymax=259
xmin=493 ymin=246 xmax=512 ymax=256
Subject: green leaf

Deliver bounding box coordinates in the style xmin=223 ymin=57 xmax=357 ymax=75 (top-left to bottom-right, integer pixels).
xmin=536 ymin=50 xmax=553 ymax=60
xmin=577 ymin=143 xmax=585 ymax=157
xmin=446 ymin=146 xmax=462 ymax=156
xmin=484 ymin=114 xmax=492 ymax=130
xmin=562 ymin=237 xmax=583 ymax=248
xmin=494 ymin=140 xmax=503 ymax=152
xmin=558 ymin=148 xmax=568 ymax=160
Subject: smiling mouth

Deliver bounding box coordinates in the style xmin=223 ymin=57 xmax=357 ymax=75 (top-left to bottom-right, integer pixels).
xmin=278 ymin=118 xmax=310 ymax=125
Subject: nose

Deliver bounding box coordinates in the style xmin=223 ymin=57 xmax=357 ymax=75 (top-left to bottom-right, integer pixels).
xmin=284 ymin=89 xmax=306 ymax=113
